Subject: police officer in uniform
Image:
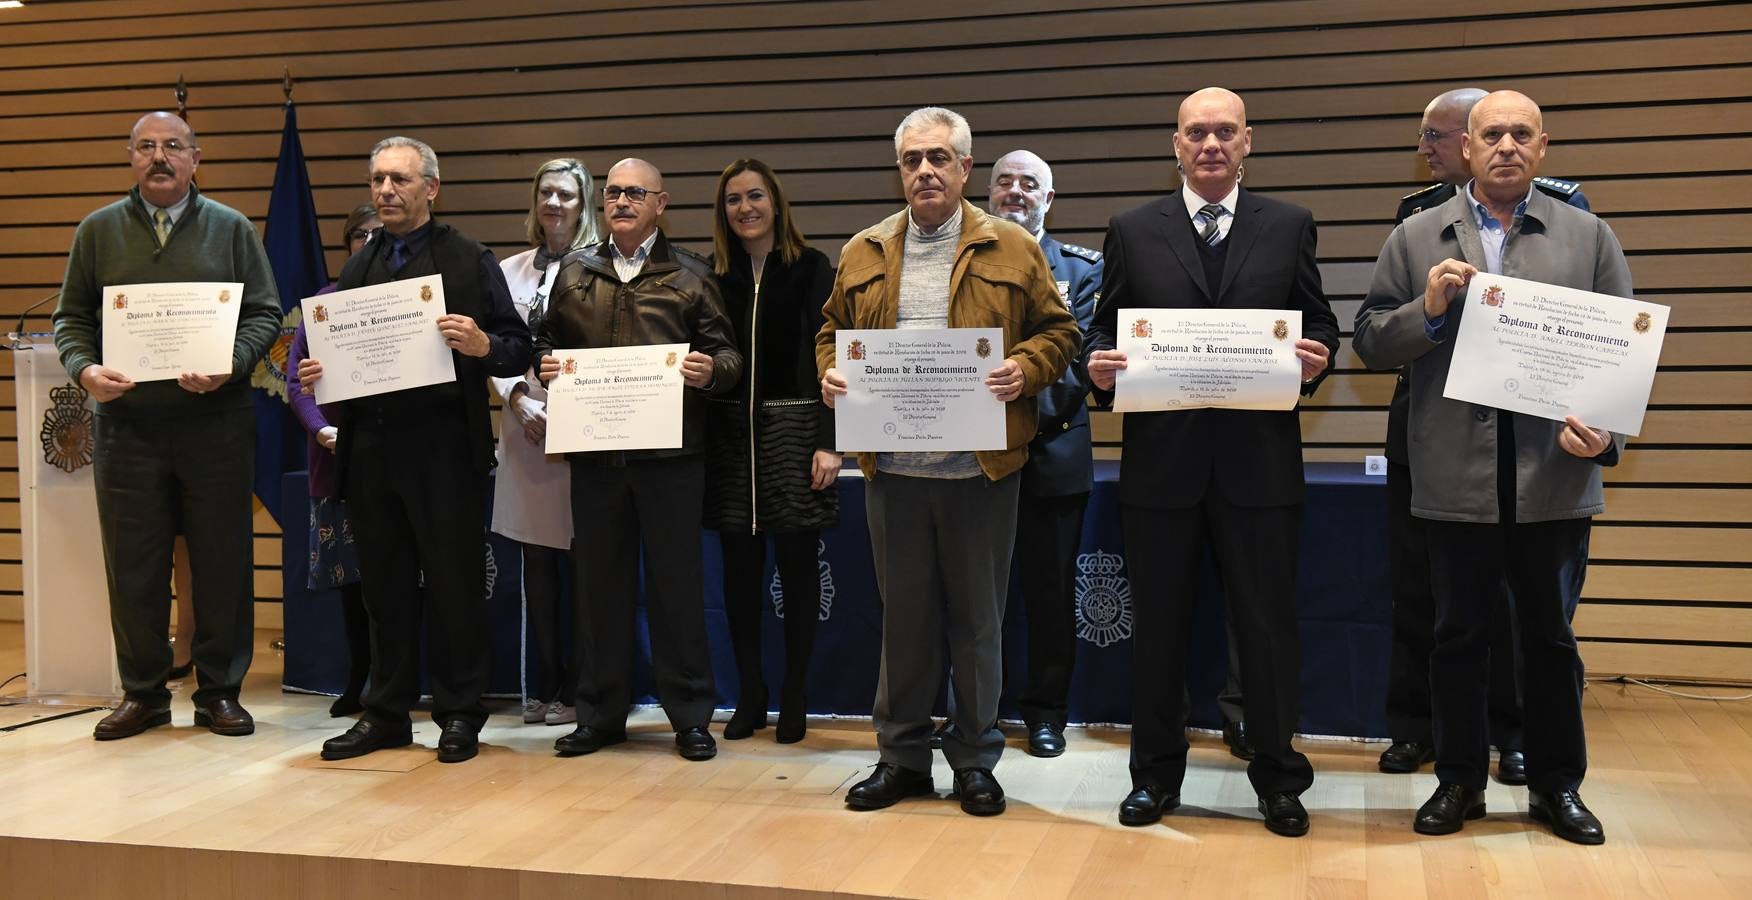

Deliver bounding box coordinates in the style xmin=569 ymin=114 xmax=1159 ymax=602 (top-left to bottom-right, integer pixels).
xmin=1376 ymin=88 xmax=1591 ymax=782
xmin=985 ymin=150 xmax=1101 ymax=757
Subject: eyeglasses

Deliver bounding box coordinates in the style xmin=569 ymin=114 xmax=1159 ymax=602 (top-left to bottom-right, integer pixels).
xmin=347 ymin=227 xmax=380 ymax=244
xmin=1416 ymin=128 xmax=1464 ymax=145
xmin=993 ymin=174 xmax=1041 ymax=192
xmin=130 ymin=139 xmax=194 ymax=157
xmin=602 ymin=186 xmax=655 ymax=203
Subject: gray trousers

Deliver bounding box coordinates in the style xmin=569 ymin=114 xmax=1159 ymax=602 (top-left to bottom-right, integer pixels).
xmin=867 ymin=470 xmax=1019 ymax=773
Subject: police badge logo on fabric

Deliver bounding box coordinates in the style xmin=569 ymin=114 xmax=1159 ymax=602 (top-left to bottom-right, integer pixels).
xmin=1075 ymin=550 xmax=1133 ymax=647
xmin=40 ymin=383 xmax=95 ymax=474
xmin=770 ymin=540 xmax=836 ymax=622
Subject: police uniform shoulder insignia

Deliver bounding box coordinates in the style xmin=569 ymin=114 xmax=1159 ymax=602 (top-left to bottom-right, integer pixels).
xmin=1533 ymin=175 xmax=1579 ymax=196
xmin=1060 ymin=242 xmax=1101 ymax=262
xmin=1400 ymin=183 xmax=1446 ymax=204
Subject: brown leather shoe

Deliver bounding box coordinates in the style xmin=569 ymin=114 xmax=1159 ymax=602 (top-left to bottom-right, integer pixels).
xmin=93 ymin=700 xmax=172 ymax=741
xmin=193 ymin=698 xmax=255 ymax=736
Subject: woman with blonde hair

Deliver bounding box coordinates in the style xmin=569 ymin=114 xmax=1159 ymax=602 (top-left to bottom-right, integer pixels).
xmin=493 ymin=158 xmax=601 ymax=726
xmin=704 ymin=158 xmax=838 ymax=743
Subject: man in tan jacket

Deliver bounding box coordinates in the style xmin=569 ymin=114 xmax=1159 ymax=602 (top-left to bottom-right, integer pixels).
xmin=817 ymin=106 xmax=1078 ymax=816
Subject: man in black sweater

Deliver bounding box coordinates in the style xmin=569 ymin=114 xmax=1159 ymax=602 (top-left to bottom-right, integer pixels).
xmin=299 ymin=136 xmax=531 ymax=764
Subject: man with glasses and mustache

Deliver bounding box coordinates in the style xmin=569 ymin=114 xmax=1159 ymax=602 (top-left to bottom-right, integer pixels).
xmin=299 ymin=136 xmax=532 ymax=765
xmin=536 ymin=158 xmax=742 ymax=763
xmin=53 ymin=111 xmax=281 ymax=741
xmin=819 ymin=110 xmax=1078 ymax=816
xmin=1375 ymin=88 xmax=1593 ymax=787
xmin=982 ymin=150 xmax=1101 ymax=759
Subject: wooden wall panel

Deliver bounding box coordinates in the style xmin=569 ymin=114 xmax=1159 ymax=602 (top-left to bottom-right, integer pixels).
xmin=0 ymin=0 xmax=1744 ymax=682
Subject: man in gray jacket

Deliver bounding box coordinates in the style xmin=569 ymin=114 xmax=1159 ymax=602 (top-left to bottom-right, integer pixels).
xmin=1353 ymin=91 xmax=1629 ymax=845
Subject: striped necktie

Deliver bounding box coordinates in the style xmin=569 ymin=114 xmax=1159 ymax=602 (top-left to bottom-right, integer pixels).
xmin=1195 ymin=203 xmax=1225 ymax=246
xmin=153 ymin=208 xmax=172 ymax=245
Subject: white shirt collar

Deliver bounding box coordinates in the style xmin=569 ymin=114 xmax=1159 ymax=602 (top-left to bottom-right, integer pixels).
xmin=610 ymin=229 xmax=659 ymax=263
xmin=143 ymin=190 xmax=192 ymax=225
xmin=1181 ymin=182 xmax=1240 ymax=220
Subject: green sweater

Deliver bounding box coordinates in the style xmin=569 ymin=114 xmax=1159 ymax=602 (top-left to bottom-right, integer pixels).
xmin=53 ymin=184 xmax=281 ymax=417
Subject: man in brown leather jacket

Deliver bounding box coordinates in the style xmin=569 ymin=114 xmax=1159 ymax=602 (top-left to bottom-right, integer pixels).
xmin=818 ymin=107 xmax=1078 ymax=817
xmin=537 ymin=157 xmax=742 ymax=763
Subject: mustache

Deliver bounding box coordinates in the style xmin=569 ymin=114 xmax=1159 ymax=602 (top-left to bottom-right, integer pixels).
xmin=148 ymin=163 xmax=175 ymax=177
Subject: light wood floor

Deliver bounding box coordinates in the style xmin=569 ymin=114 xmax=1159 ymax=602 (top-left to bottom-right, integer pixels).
xmin=1 ymin=622 xmax=1748 ymax=899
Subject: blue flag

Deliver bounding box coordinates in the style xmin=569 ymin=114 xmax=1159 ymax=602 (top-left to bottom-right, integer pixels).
xmin=251 ymin=101 xmax=330 ymax=527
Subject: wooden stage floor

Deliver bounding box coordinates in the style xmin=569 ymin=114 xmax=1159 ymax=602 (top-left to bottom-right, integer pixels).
xmin=1 ymin=622 xmax=1749 ymax=899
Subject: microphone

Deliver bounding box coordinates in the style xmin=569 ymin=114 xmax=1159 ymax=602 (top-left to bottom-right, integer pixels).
xmin=13 ymin=291 xmax=59 ymax=340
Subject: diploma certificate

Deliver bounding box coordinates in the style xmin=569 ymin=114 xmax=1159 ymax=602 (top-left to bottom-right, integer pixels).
xmin=300 ymin=276 xmax=455 ymax=405
xmin=834 ymin=327 xmax=1006 ymax=451
xmin=1113 ymin=308 xmax=1302 ymax=412
xmin=544 ymin=344 xmax=688 ymax=453
xmin=101 ymin=281 xmax=244 ymax=382
xmin=1444 ymin=274 xmax=1668 ymax=436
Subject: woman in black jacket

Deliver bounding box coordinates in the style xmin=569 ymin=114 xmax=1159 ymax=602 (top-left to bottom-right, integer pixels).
xmin=705 ymin=158 xmax=839 ymax=743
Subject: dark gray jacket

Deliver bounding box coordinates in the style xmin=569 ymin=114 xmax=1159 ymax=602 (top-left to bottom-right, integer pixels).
xmin=1353 ymin=188 xmax=1632 ymax=524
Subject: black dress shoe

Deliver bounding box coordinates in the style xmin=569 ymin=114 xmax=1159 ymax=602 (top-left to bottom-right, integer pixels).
xmin=93 ymin=700 xmax=172 ymax=741
xmin=1414 ymin=783 xmax=1486 ymax=835
xmin=436 ymin=720 xmax=478 ymax=763
xmin=193 ymin=698 xmax=255 ymax=736
xmin=321 ymin=719 xmax=412 ymax=760
xmin=676 ymin=725 xmax=717 ymax=761
xmin=775 ymin=689 xmax=806 ymax=744
xmin=1378 ymin=740 xmax=1436 ymax=773
xmin=1495 ymin=749 xmax=1528 ymax=786
xmin=1026 ymin=722 xmax=1066 ymax=758
xmin=928 ymin=718 xmax=951 ymax=750
xmin=1118 ymin=785 xmax=1181 ymax=826
xmin=553 ymin=724 xmax=627 ymax=756
xmin=1529 ymin=790 xmax=1605 ymax=845
xmin=845 ymin=763 xmax=935 ymax=810
xmin=1258 ymin=791 xmax=1310 ymax=837
xmin=1224 ymin=721 xmax=1255 ymax=762
xmin=952 ymin=768 xmax=1006 ymax=816
xmin=723 ymin=690 xmax=768 ymax=740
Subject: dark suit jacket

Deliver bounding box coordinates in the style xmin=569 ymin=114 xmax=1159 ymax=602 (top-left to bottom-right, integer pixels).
xmin=1085 ymin=188 xmax=1338 ymax=509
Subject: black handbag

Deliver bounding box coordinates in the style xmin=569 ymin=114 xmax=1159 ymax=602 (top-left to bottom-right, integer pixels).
xmin=705 ymin=397 xmax=839 ymax=532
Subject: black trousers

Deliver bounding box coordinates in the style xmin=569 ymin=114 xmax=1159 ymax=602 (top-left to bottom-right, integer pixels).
xmin=719 ymin=529 xmax=821 ymax=706
xmin=523 ymin=544 xmax=575 ymax=704
xmin=570 ymin=456 xmax=715 ymax=732
xmin=1427 ymin=516 xmax=1591 ymax=793
xmin=347 ymin=415 xmax=490 ymax=730
xmin=1125 ymin=497 xmax=1314 ymax=797
xmin=1012 ymin=490 xmax=1089 ymax=730
xmin=1384 ymin=462 xmax=1523 ymax=749
xmin=92 ymin=410 xmax=256 ymax=707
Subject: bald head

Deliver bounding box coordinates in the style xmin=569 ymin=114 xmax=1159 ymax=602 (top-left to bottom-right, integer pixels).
xmin=1173 ymin=87 xmax=1252 ymax=203
xmin=1417 ymin=88 xmax=1487 ymax=185
xmin=988 ymin=150 xmax=1055 ymax=234
xmin=128 ymin=111 xmax=201 ymax=208
xmin=1464 ymin=90 xmax=1548 ymax=205
xmin=603 ymin=157 xmax=669 ymax=253
xmin=608 ymin=158 xmax=663 ymax=190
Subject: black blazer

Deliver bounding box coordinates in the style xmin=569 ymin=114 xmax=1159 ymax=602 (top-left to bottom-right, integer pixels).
xmin=1085 ymin=188 xmax=1338 ymax=509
